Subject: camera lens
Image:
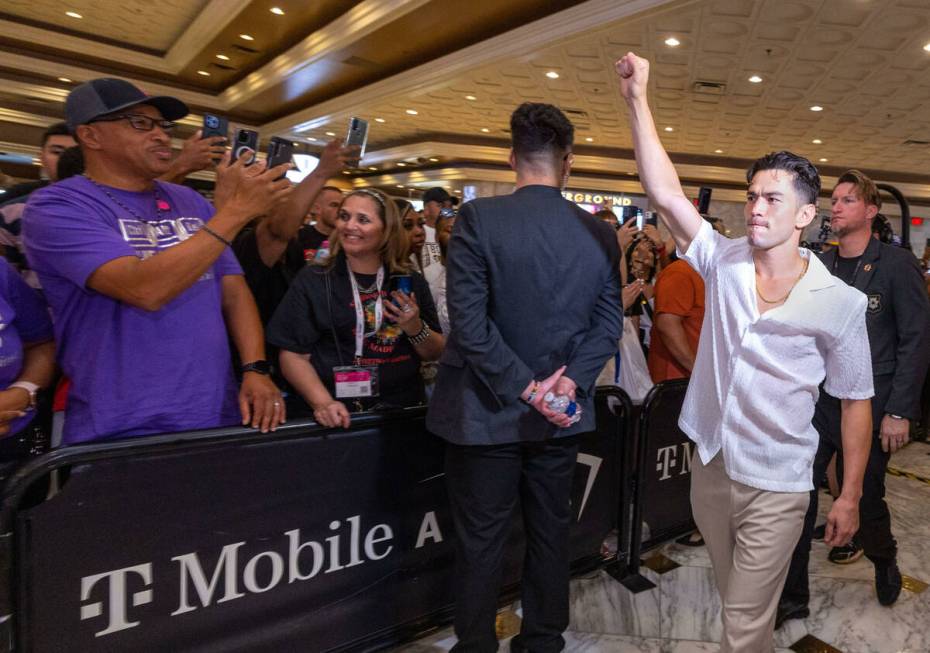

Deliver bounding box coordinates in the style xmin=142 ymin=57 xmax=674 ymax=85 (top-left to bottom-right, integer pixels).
xmin=205 ymin=116 xmax=218 ymax=129
xmin=238 ymin=131 xmax=249 ymax=143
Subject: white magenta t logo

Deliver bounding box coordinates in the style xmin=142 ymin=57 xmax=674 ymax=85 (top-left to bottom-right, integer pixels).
xmin=80 ymin=563 xmax=153 ymax=636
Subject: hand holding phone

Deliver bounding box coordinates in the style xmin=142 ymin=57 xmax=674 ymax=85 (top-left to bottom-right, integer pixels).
xmin=344 ymin=117 xmax=369 ymax=166
xmin=232 ymin=128 xmax=259 ymax=165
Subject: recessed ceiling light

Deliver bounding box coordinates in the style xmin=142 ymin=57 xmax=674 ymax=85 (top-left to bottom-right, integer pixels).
xmin=270 ymin=7 xmax=285 ymax=15
xmin=810 ymin=105 xmax=824 ymax=112
xmin=748 ymin=75 xmax=763 ymax=83
xmin=819 ymin=158 xmax=829 ymax=162
xmin=58 ymin=77 xmax=72 ymax=83
xmin=396 ymin=185 xmax=404 ymax=189
xmin=924 ymin=43 xmax=930 ymax=52
xmin=664 ymin=37 xmax=681 ymax=47
xmin=325 ymin=131 xmax=335 ymax=137
xmin=429 ymin=157 xmax=439 ymax=162
xmin=65 ymin=11 xmax=83 ymax=19
xmin=585 ymin=137 xmax=594 ymax=142
xmin=216 ymin=54 xmax=230 ymax=61
xmin=197 ymin=70 xmax=211 ymax=76
xmin=546 ymin=71 xmax=560 ymax=79
xmin=480 ymin=128 xmax=490 ymax=133
xmin=714 ymin=149 xmax=723 ymax=153
xmin=368 ymin=166 xmax=378 ymax=171
xmin=239 ymin=34 xmax=254 ymax=41
xmin=342 ymin=170 xmax=351 ymax=175
xmin=375 ymin=118 xmax=385 ymax=123
xmin=812 ymin=138 xmax=823 ymax=144
xmin=454 ymin=189 xmax=462 ymax=193
xmin=465 ymin=95 xmax=477 ymax=101
xmin=406 ymin=109 xmax=418 ymax=115
xmin=664 ymin=126 xmax=674 ymax=132
xmin=397 ymin=162 xmax=407 ymax=167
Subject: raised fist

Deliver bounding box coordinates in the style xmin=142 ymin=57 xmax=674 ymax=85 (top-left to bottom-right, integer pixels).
xmin=616 ymin=52 xmax=649 ymax=101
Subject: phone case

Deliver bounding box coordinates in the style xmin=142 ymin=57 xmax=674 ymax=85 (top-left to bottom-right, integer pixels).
xmin=232 ymin=129 xmax=258 ymax=165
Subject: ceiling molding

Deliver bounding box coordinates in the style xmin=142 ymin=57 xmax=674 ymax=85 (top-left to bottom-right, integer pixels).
xmin=0 ymin=19 xmax=172 ymax=73
xmin=0 ymin=107 xmax=56 ymax=128
xmin=164 ymin=0 xmax=254 ymax=71
xmin=220 ymin=0 xmax=432 ymax=108
xmin=261 ymin=0 xmax=690 ymax=135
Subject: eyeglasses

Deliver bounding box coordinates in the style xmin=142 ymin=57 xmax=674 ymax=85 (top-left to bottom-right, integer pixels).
xmin=90 ymin=114 xmax=176 ymax=133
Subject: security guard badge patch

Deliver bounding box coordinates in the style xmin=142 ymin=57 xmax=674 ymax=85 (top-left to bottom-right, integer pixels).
xmin=867 ymin=293 xmax=882 ymax=314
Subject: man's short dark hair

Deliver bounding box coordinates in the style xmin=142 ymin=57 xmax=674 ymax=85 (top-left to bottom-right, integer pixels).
xmin=746 ymin=151 xmax=820 ymax=206
xmin=320 ymin=185 xmax=343 ymax=195
xmin=510 ymin=103 xmax=574 ymax=164
xmin=42 ymin=122 xmax=71 ymax=147
xmin=56 ymin=146 xmax=85 ymax=180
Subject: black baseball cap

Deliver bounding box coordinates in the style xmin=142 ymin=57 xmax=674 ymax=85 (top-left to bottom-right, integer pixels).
xmin=422 ymin=187 xmax=451 ymax=204
xmin=65 ymin=78 xmax=189 ymax=132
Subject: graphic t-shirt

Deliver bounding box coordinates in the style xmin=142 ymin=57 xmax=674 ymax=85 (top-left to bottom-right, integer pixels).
xmin=266 ymin=254 xmax=441 ymax=410
xmin=297 ymin=225 xmax=330 ymax=264
xmin=23 ymin=175 xmax=242 ymax=444
xmin=0 ymin=257 xmax=53 ymax=435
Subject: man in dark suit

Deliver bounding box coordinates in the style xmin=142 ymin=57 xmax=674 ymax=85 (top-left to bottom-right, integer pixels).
xmin=426 ymin=103 xmax=622 ymax=652
xmin=779 ymin=169 xmax=930 ymax=626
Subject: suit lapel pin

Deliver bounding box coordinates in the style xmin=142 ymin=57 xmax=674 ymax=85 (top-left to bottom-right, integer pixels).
xmin=863 ymin=264 xmax=872 ymax=272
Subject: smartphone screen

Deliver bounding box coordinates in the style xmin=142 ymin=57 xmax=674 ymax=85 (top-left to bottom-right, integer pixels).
xmin=344 ymin=117 xmax=369 ymax=165
xmin=645 ymin=211 xmax=658 ymax=227
xmin=232 ymin=128 xmax=258 ymax=165
xmin=635 ymin=210 xmax=644 ymax=231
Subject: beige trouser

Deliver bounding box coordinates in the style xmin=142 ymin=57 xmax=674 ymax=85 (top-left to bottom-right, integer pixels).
xmin=691 ymin=453 xmax=809 ymax=653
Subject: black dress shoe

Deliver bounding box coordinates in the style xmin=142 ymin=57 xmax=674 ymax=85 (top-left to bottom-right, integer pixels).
xmin=874 ymin=558 xmax=903 ymax=606
xmin=775 ymin=601 xmax=810 ymax=630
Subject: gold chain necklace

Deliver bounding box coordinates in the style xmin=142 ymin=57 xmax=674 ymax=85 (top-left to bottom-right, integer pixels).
xmin=756 ymin=257 xmax=810 ymax=304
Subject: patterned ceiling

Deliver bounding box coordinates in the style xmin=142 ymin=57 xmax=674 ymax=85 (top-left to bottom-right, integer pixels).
xmin=1 ymin=0 xmax=211 ymax=51
xmin=295 ymin=0 xmax=930 ymax=176
xmin=4 ymin=0 xmax=930 ymax=189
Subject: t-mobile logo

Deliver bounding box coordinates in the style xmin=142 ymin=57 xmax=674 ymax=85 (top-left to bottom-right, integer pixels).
xmin=656 ymin=442 xmax=693 ymax=481
xmin=80 ymin=563 xmax=153 ymax=636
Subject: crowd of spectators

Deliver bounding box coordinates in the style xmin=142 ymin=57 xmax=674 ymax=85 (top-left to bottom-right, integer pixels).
xmin=0 ymin=75 xmax=927 ymax=480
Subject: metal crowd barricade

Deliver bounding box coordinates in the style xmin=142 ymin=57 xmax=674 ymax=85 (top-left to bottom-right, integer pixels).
xmin=0 ymin=387 xmax=630 ymax=652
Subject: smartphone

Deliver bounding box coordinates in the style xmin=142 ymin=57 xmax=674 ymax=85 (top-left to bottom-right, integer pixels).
xmin=645 ymin=210 xmax=659 ymax=228
xmin=619 ymin=205 xmax=637 ymax=225
xmin=202 ymin=113 xmax=228 ymax=143
xmin=390 ymin=274 xmax=412 ymax=307
xmin=266 ymin=136 xmax=295 ymax=170
xmin=232 ymin=128 xmax=258 ymax=165
xmin=344 ymin=117 xmax=369 ymax=165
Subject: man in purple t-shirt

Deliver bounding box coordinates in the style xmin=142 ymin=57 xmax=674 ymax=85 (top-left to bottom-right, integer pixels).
xmin=23 ymin=78 xmax=293 ymax=444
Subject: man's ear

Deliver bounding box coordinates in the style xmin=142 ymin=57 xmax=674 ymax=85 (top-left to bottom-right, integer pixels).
xmin=75 ymin=125 xmax=103 ymax=151
xmin=796 ymin=202 xmax=817 ymax=231
xmin=865 ymin=203 xmax=879 ymax=222
xmin=508 ymin=149 xmax=517 ymax=172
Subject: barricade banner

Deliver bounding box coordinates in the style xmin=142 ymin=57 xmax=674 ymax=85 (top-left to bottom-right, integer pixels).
xmin=636 ymin=380 xmax=694 ymax=551
xmin=3 ymin=391 xmax=627 ymax=652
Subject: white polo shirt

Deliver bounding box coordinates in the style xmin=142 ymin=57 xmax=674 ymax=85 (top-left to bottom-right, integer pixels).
xmin=680 ymin=221 xmax=874 ymax=492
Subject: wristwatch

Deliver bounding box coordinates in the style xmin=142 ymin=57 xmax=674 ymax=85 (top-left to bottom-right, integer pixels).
xmin=240 ymin=360 xmax=272 ymax=376
xmin=9 ymin=381 xmax=39 ymax=409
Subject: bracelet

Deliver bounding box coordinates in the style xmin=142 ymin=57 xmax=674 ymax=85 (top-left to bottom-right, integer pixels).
xmin=200 ymin=223 xmax=232 ymax=247
xmin=525 ymin=380 xmax=541 ymax=404
xmin=407 ymin=320 xmax=431 ymax=345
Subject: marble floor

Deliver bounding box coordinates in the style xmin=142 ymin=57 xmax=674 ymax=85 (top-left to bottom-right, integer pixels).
xmin=395 ymin=442 xmax=930 ymax=653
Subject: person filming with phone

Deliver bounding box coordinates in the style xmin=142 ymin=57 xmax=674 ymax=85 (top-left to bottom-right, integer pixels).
xmin=267 ymin=189 xmax=444 ymax=428
xmin=23 ymin=78 xmax=293 ymax=444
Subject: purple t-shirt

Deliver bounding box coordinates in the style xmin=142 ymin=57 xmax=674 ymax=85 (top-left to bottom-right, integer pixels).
xmin=23 ymin=176 xmax=242 ymax=444
xmin=0 ymin=257 xmax=53 ymax=434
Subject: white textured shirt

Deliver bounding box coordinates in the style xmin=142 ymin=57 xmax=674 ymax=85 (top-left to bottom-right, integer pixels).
xmin=680 ymin=221 xmax=874 ymax=492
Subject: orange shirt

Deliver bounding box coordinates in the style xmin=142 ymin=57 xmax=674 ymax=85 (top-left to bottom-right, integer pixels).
xmin=648 ymin=259 xmax=705 ymax=383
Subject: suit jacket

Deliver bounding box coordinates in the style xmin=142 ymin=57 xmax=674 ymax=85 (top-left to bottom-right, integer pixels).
xmin=819 ymin=238 xmax=930 ymax=422
xmin=426 ymin=184 xmax=622 ymax=445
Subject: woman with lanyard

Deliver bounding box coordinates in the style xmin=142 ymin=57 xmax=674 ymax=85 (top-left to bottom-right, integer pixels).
xmin=0 ymin=257 xmax=56 ymax=479
xmin=267 ymin=188 xmax=444 ymax=428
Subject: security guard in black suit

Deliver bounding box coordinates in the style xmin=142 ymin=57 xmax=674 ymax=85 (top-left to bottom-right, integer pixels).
xmin=779 ymin=170 xmax=930 ymax=626
xmin=426 ymin=103 xmax=622 ymax=652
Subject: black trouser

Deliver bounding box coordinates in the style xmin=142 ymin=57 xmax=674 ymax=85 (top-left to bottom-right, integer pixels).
xmin=444 ymin=436 xmax=578 ymax=653
xmin=781 ymin=389 xmax=896 ymax=608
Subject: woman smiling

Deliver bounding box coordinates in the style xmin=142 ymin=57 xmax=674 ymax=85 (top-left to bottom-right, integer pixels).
xmin=267 ymin=189 xmax=444 ymax=428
